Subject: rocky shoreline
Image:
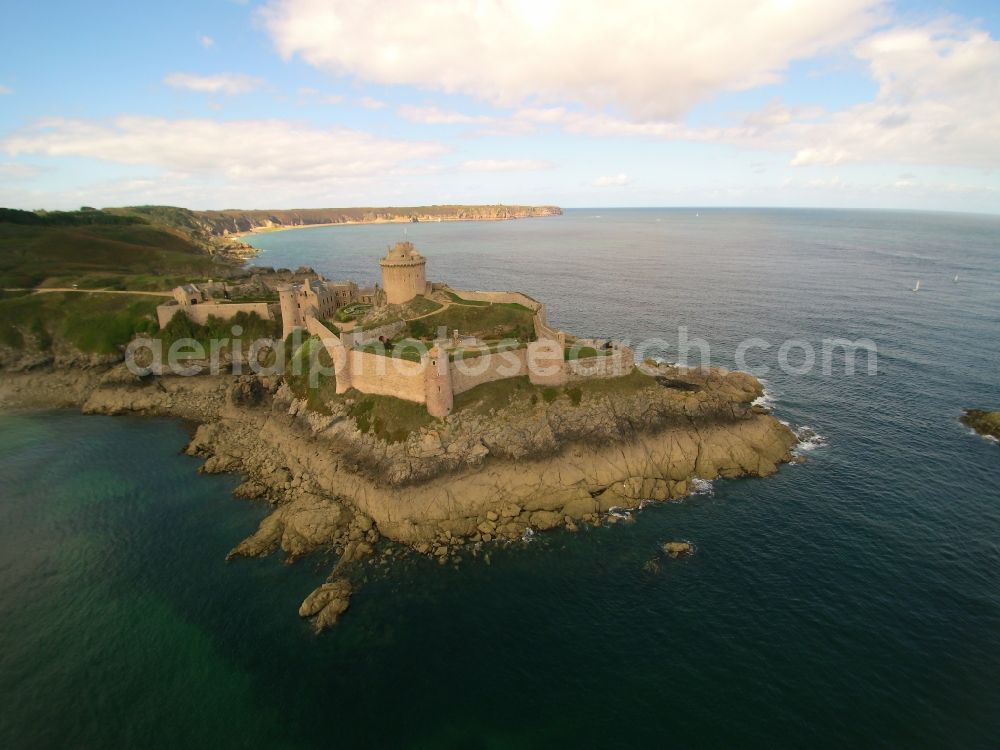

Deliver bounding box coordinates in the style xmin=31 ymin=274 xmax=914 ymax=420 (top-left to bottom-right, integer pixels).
xmin=0 ymin=362 xmax=797 ymax=631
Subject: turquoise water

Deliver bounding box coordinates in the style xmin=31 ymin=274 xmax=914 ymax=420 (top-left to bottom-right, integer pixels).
xmin=2 ymin=208 xmax=1000 ymax=748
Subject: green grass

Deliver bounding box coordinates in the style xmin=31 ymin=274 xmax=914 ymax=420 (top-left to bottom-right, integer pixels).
xmin=452 ymin=376 xmax=537 ymax=416
xmin=0 ymin=218 xmax=219 ymax=290
xmin=285 ymin=336 xmax=338 ymax=414
xmin=406 ymin=303 xmax=535 ymax=342
xmin=445 ymin=291 xmax=489 ymax=306
xmin=449 ymin=341 xmax=524 ymax=362
xmin=494 ymin=301 xmax=533 ymax=312
xmin=335 ymin=302 xmax=371 ymax=323
xmin=564 ymin=345 xmax=613 ymax=361
xmin=354 ymin=316 xmax=403 ymax=332
xmin=0 ymin=207 xmax=144 ymax=227
xmin=574 ymin=367 xmax=655 ymax=396
xmin=0 ymin=292 xmax=160 ymax=354
xmin=355 ymin=338 xmax=426 ymax=362
xmin=444 ymin=291 xmax=533 ymax=313
xmin=157 ymin=310 xmax=280 ymax=351
xmin=401 ymin=295 xmax=442 ymax=317
xmin=357 ymin=295 xmax=441 ymax=328
xmin=345 ymin=391 xmax=435 ymax=442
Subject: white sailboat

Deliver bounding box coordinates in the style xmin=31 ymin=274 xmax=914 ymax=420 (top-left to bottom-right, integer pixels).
xmin=954 ymin=274 xmax=959 ymax=282
xmin=912 ymin=279 xmax=921 ymax=292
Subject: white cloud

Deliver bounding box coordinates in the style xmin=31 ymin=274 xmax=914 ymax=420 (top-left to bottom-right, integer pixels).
xmin=399 ymin=106 xmax=492 ymax=125
xmin=0 ymin=85 xmax=12 ymax=95
xmin=592 ymin=173 xmax=629 ymax=187
xmin=447 ymin=19 xmax=1000 ymax=171
xmin=358 ymin=96 xmax=386 ymax=109
xmin=163 ymin=72 xmax=263 ymax=95
xmin=260 ymin=0 xmax=881 ymax=119
xmin=199 ymin=35 xmax=215 ymax=49
xmin=788 ymin=21 xmax=1000 ymax=168
xmin=1 ymin=116 xmax=446 ymax=186
xmin=461 ymin=159 xmax=552 ymax=171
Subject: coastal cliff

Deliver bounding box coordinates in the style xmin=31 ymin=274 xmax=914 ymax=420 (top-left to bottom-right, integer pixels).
xmin=115 ymin=204 xmax=563 ymax=238
xmin=0 ymin=363 xmax=797 ymax=630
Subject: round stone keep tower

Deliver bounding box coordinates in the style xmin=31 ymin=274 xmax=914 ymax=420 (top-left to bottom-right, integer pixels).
xmin=379 ymin=241 xmax=427 ymax=305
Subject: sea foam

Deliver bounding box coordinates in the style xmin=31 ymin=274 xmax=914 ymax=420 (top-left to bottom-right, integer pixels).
xmin=752 ymin=379 xmax=777 ymax=409
xmin=688 ymin=478 xmax=715 ymax=496
xmin=793 ymin=426 xmax=829 ymax=454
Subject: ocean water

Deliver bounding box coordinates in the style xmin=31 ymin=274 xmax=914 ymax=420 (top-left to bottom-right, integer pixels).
xmin=2 ymin=208 xmax=1000 ymax=748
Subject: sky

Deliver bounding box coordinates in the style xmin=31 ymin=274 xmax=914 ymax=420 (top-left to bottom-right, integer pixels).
xmin=0 ymin=0 xmax=998 ymax=213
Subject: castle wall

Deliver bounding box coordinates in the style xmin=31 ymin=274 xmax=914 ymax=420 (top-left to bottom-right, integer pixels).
xmin=449 ymin=347 xmax=528 ymax=395
xmin=449 ymin=289 xmax=541 ymax=311
xmin=566 ymin=346 xmax=635 ymax=382
xmin=305 ymin=317 xmax=352 ymax=394
xmin=348 ymin=349 xmax=427 ymax=403
xmin=156 ymin=301 xmax=277 ymax=329
xmin=533 ymin=314 xmax=563 ymax=343
xmin=526 ymin=340 xmax=568 ymax=387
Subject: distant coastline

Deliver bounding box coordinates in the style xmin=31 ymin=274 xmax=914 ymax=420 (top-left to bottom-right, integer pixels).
xmin=231 ymin=210 xmax=560 ymax=238
xmin=188 ymin=204 xmax=563 ymax=239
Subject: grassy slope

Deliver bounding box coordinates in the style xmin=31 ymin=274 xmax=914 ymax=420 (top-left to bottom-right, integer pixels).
xmin=0 ymin=291 xmax=160 ymax=354
xmin=0 ymin=222 xmax=219 ymax=290
xmin=405 ymin=303 xmax=535 ymax=341
xmin=0 ymin=209 xmax=227 ymax=357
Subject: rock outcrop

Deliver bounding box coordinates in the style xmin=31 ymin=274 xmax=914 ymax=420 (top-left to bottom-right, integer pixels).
xmin=662 ymin=541 xmax=694 ymax=558
xmin=961 ymin=409 xmax=1000 ymax=443
xmin=298 ymin=578 xmax=352 ymax=632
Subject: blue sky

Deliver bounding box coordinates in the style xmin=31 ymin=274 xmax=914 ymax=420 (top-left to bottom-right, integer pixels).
xmin=1 ymin=0 xmax=998 ymax=212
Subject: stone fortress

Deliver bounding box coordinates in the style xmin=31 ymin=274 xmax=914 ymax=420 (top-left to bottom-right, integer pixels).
xmin=157 ymin=241 xmax=634 ymax=418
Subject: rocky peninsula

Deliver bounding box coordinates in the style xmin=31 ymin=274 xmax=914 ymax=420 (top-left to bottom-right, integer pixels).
xmin=0 ymin=207 xmax=799 ymax=632
xmin=0 ymin=361 xmax=797 ymax=631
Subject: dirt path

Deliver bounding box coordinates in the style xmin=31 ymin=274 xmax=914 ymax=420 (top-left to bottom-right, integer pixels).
xmin=3 ymin=287 xmax=173 ymax=298
xmin=406 ymin=299 xmax=453 ymax=322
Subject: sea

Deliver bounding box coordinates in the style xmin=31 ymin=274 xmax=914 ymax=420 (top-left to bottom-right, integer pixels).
xmin=1 ymin=208 xmax=999 ymax=748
